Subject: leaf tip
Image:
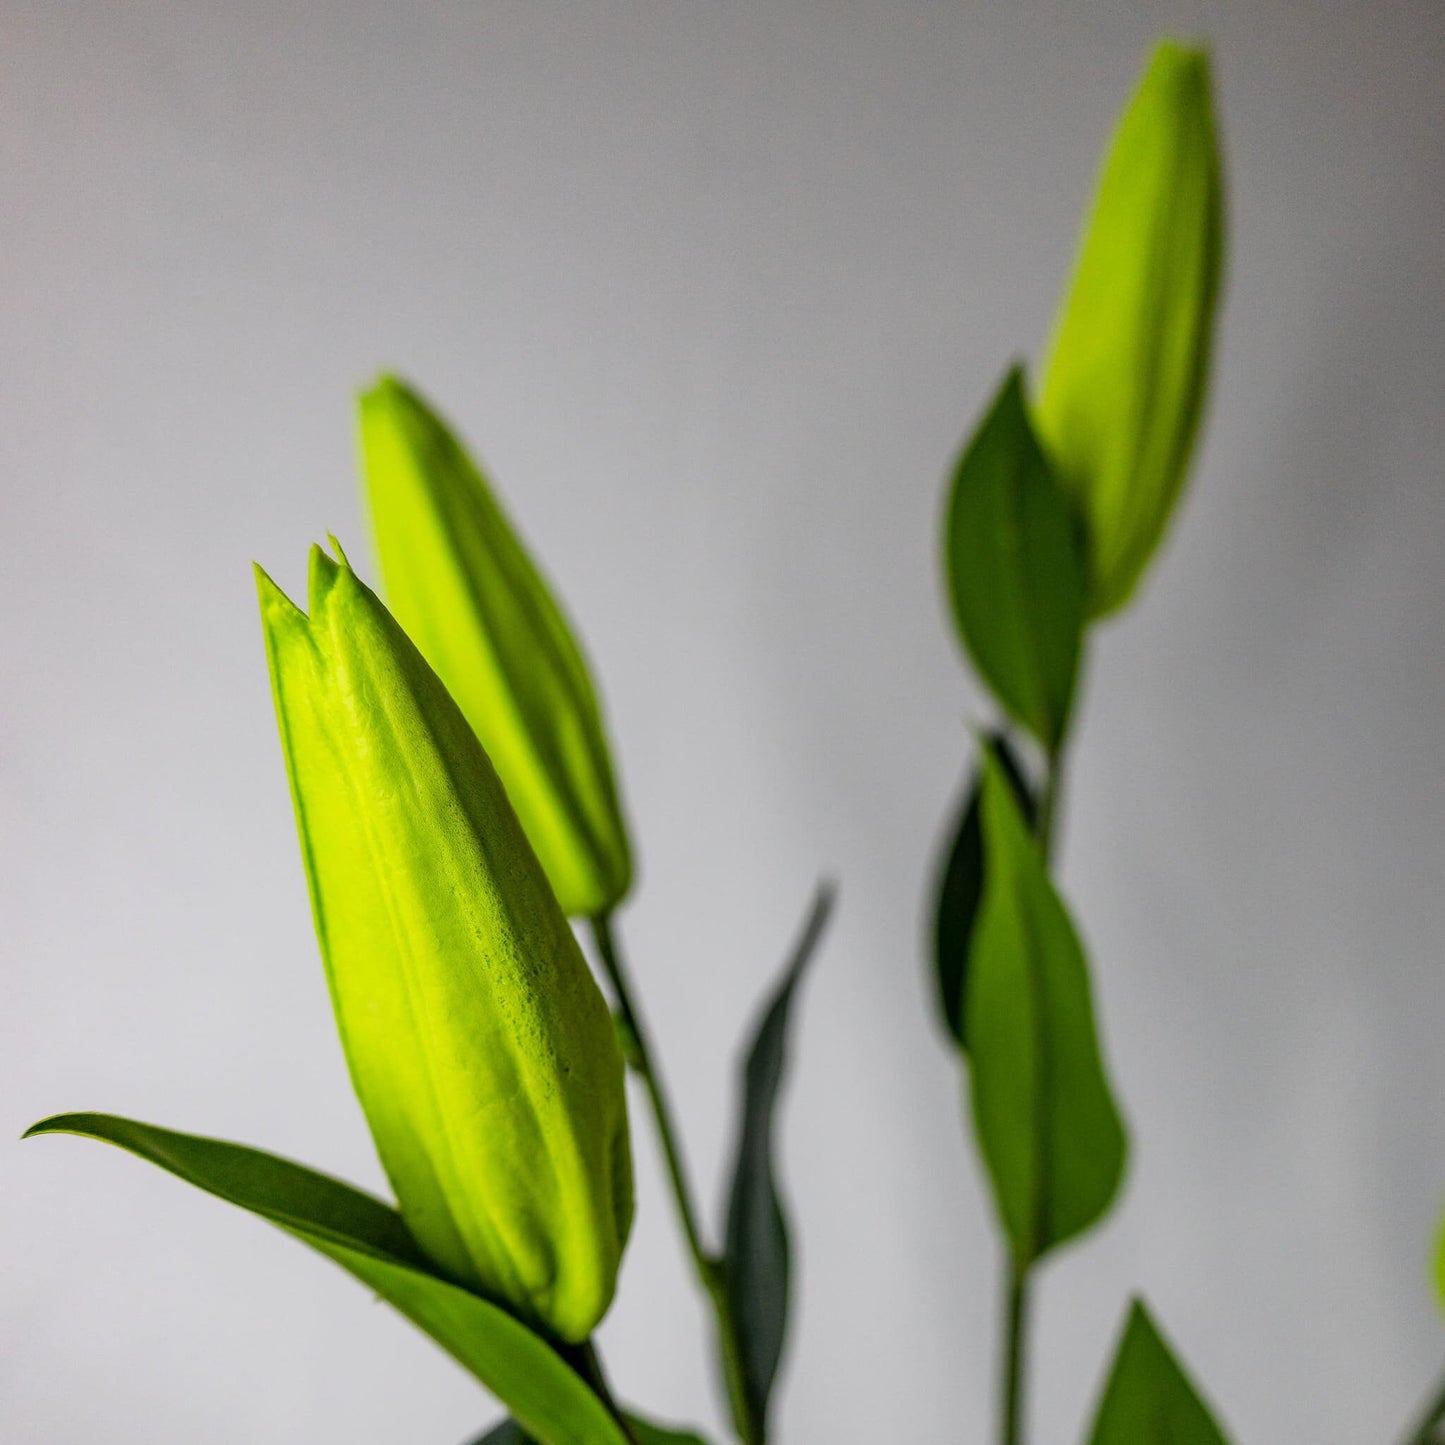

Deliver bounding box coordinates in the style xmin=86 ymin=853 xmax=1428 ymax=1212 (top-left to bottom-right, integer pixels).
xmin=23 ymin=1112 xmax=86 ymax=1142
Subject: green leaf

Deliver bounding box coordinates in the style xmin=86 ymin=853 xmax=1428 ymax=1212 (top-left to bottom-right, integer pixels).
xmin=468 ymin=1414 xmax=713 ymax=1445
xmin=723 ymin=884 xmax=835 ymax=1435
xmin=933 ymin=733 xmax=1036 ymax=1051
xmin=467 ymin=1423 xmax=529 ymax=1445
xmin=359 ymin=375 xmax=632 ymax=918
xmin=965 ymin=750 xmax=1127 ymax=1265
xmin=944 ymin=367 xmax=1085 ymax=749
xmin=1087 ymin=1299 xmax=1231 ymax=1443
xmin=1037 ymin=42 xmax=1224 ymax=617
xmin=626 ymin=1415 xmax=716 ymax=1445
xmin=24 ymin=1114 xmax=631 ymax=1445
xmin=257 ymin=545 xmax=632 ymax=1344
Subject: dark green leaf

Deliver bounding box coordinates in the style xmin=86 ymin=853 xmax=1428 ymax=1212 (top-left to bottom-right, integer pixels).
xmin=933 ymin=733 xmax=1036 ymax=1050
xmin=1037 ymin=43 xmax=1224 ymax=617
xmin=723 ymin=884 xmax=835 ymax=1435
xmin=25 ymin=1114 xmax=630 ymax=1445
xmin=466 ymin=1424 xmax=528 ymax=1445
xmin=468 ymin=1413 xmax=713 ymax=1445
xmin=613 ymin=1009 xmax=645 ymax=1073
xmin=1399 ymin=1367 xmax=1445 ymax=1445
xmin=626 ymin=1414 xmax=716 ymax=1445
xmin=1087 ymin=1299 xmax=1231 ymax=1444
xmin=965 ymin=755 xmax=1127 ymax=1265
xmin=944 ymin=367 xmax=1086 ymax=750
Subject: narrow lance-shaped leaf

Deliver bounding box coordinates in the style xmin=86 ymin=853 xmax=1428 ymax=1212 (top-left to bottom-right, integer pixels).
xmin=24 ymin=1115 xmax=632 ymax=1445
xmin=359 ymin=376 xmax=632 ymax=917
xmin=944 ymin=367 xmax=1086 ymax=750
xmin=467 ymin=1425 xmax=529 ymax=1445
xmin=723 ymin=884 xmax=835 ymax=1436
xmin=1037 ymin=42 xmax=1224 ymax=617
xmin=469 ymin=1416 xmax=714 ymax=1445
xmin=258 ymin=543 xmax=632 ymax=1344
xmin=933 ymin=732 xmax=1036 ymax=1051
xmin=1087 ymin=1299 xmax=1232 ymax=1444
xmin=965 ymin=748 xmax=1127 ymax=1265
xmin=625 ymin=1416 xmax=716 ymax=1445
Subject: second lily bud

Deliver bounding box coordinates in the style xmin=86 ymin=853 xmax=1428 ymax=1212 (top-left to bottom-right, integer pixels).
xmin=358 ymin=376 xmax=633 ymax=919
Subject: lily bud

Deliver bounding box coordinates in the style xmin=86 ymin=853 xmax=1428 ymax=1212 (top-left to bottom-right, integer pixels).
xmin=358 ymin=376 xmax=633 ymax=918
xmin=256 ymin=543 xmax=633 ymax=1343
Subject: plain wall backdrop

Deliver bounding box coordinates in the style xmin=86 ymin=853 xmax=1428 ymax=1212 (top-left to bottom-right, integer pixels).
xmin=4 ymin=2 xmax=1444 ymax=1440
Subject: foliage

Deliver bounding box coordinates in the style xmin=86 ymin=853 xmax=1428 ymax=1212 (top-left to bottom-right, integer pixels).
xmin=964 ymin=750 xmax=1127 ymax=1268
xmin=25 ymin=33 xmax=1443 ymax=1445
xmin=1086 ymin=1301 xmax=1229 ymax=1444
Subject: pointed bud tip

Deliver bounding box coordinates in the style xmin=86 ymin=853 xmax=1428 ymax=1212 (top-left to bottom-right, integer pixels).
xmin=306 ymin=541 xmax=344 ymax=612
xmin=1146 ymin=38 xmax=1214 ymax=97
xmin=254 ymin=562 xmax=307 ymax=626
xmin=359 ymin=371 xmax=423 ymax=418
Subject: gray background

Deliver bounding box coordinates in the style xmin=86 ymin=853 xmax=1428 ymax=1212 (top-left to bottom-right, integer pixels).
xmin=4 ymin=2 xmax=1444 ymax=1440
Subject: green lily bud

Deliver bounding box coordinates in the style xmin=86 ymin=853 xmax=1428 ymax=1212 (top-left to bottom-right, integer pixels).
xmin=1036 ymin=42 xmax=1223 ymax=618
xmin=358 ymin=376 xmax=633 ymax=918
xmin=256 ymin=542 xmax=633 ymax=1344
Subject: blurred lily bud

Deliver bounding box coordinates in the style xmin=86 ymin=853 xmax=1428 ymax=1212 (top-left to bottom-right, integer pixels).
xmin=257 ymin=543 xmax=633 ymax=1343
xmin=359 ymin=377 xmax=633 ymax=917
xmin=1037 ymin=42 xmax=1224 ymax=617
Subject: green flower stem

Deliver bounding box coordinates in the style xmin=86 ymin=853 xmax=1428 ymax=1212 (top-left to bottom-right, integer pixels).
xmin=565 ymin=1339 xmax=638 ymax=1445
xmin=1001 ymin=1262 xmax=1030 ymax=1445
xmin=998 ymin=744 xmax=1064 ymax=1445
xmin=590 ymin=915 xmax=762 ymax=1445
xmin=1401 ymin=1367 xmax=1445 ymax=1445
xmin=1035 ymin=748 xmax=1064 ymax=863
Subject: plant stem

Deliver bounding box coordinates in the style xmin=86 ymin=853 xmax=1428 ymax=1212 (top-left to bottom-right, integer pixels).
xmin=995 ymin=745 xmax=1062 ymax=1445
xmin=1401 ymin=1366 xmax=1445 ymax=1445
xmin=590 ymin=914 xmax=763 ymax=1445
xmin=1000 ymin=1261 xmax=1029 ymax=1445
xmin=568 ymin=1339 xmax=639 ymax=1445
xmin=592 ymin=914 xmax=710 ymax=1266
xmin=1036 ymin=747 xmax=1064 ymax=863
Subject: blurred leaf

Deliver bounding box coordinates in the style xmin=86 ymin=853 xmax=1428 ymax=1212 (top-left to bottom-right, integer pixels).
xmin=1037 ymin=42 xmax=1224 ymax=617
xmin=944 ymin=368 xmax=1085 ymax=749
xmin=359 ymin=375 xmax=632 ymax=917
xmin=627 ymin=1414 xmax=716 ymax=1445
xmin=1087 ymin=1299 xmax=1231 ymax=1443
xmin=933 ymin=733 xmax=1036 ymax=1050
xmin=467 ymin=1424 xmax=529 ymax=1445
xmin=723 ymin=884 xmax=835 ymax=1435
xmin=613 ymin=1009 xmax=645 ymax=1073
xmin=965 ymin=753 xmax=1127 ymax=1265
xmin=468 ymin=1413 xmax=712 ymax=1445
xmin=1399 ymin=1358 xmax=1445 ymax=1445
xmin=25 ymin=1114 xmax=631 ymax=1445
